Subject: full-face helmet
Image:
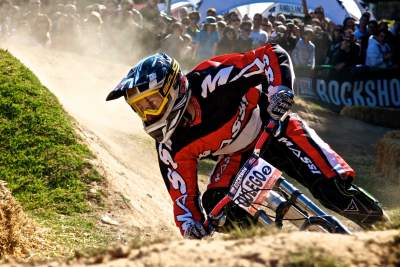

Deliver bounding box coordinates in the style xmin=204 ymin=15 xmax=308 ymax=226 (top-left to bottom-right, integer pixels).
xmin=106 ymin=53 xmax=190 ymax=143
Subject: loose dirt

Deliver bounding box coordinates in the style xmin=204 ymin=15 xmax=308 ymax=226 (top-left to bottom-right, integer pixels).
xmin=1 ymin=43 xmax=399 ymax=267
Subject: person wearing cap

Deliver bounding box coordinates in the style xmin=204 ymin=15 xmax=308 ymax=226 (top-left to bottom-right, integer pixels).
xmin=291 ymin=26 xmax=315 ymax=69
xmin=206 ymin=7 xmax=217 ymax=18
xmin=217 ymin=20 xmax=227 ymax=37
xmin=193 ymin=16 xmax=219 ymax=60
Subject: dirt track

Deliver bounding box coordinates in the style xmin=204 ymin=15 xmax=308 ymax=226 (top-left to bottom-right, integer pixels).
xmin=1 ymin=43 xmax=399 ymax=266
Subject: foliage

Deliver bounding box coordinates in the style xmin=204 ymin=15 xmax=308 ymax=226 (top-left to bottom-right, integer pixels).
xmin=0 ymin=49 xmax=101 ymax=215
xmin=0 ymin=50 xmax=109 ymax=259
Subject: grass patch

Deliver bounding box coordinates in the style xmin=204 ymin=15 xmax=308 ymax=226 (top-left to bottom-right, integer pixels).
xmin=0 ymin=50 xmax=110 ymax=259
xmin=284 ymin=249 xmax=348 ymax=267
xmin=30 ymin=211 xmax=114 ymax=260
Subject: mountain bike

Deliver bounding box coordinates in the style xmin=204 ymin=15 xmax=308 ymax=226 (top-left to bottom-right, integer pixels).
xmin=204 ymin=117 xmax=351 ymax=234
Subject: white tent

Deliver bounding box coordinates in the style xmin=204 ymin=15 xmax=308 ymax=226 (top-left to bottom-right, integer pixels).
xmin=197 ymin=0 xmax=362 ymax=24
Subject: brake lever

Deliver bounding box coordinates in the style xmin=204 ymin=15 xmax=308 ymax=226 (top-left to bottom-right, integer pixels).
xmin=254 ymin=111 xmax=290 ymax=157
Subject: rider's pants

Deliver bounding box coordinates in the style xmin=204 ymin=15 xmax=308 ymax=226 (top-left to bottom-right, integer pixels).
xmin=206 ymin=113 xmax=354 ymax=191
xmin=202 ymin=113 xmax=356 ymax=228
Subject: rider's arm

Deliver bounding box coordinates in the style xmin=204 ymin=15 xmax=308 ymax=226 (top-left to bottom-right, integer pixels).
xmin=157 ymin=142 xmax=204 ymax=237
xmin=191 ymin=43 xmax=295 ymax=98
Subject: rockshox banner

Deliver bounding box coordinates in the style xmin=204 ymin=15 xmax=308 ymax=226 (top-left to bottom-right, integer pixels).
xmin=295 ymin=67 xmax=400 ymax=110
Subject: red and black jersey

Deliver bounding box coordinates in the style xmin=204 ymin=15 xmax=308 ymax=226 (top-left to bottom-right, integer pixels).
xmin=156 ymin=44 xmax=294 ymax=234
xmin=156 ymin=44 xmax=355 ymax=236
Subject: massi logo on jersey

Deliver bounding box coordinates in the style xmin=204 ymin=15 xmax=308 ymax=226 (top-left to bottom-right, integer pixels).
xmin=278 ymin=137 xmax=322 ymax=175
xmin=216 ymin=95 xmax=249 ymax=152
xmin=158 ymin=143 xmax=194 ymax=231
xmin=201 ymin=55 xmax=274 ymax=98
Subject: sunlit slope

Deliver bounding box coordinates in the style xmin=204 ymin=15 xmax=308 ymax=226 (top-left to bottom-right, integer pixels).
xmin=4 ymin=44 xmax=177 ymax=235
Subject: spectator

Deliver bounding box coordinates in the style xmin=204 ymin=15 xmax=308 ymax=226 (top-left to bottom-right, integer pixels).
xmin=326 ymin=25 xmax=343 ymax=64
xmin=206 ymin=8 xmax=217 ymax=18
xmin=365 ymin=30 xmax=393 ymax=68
xmin=250 ymin=13 xmax=268 ymax=48
xmin=276 ymin=13 xmax=286 ymax=24
xmin=359 ymin=20 xmax=378 ymax=64
xmin=313 ymin=25 xmax=331 ymax=65
xmin=0 ymin=0 xmax=14 ymax=38
xmin=242 ymin=14 xmax=251 ymax=22
xmin=229 ymin=14 xmax=241 ymax=35
xmin=194 ymin=16 xmax=219 ymax=60
xmin=51 ymin=12 xmax=81 ymax=50
xmin=216 ymin=25 xmax=237 ymax=55
xmin=178 ymin=6 xmax=188 ymax=20
xmin=292 ymin=27 xmax=316 ymax=69
xmin=329 ymin=29 xmax=361 ymax=71
xmin=272 ymin=24 xmax=287 ymax=45
xmin=279 ymin=23 xmax=299 ymax=53
xmin=140 ymin=0 xmax=160 ymax=25
xmin=161 ymin=22 xmax=185 ymax=60
xmin=261 ymin=19 xmax=273 ymax=37
xmin=378 ymin=21 xmax=396 ymax=48
xmin=216 ymin=15 xmax=224 ymax=22
xmin=181 ymin=33 xmax=194 ymax=63
xmin=31 ymin=13 xmax=52 ymax=46
xmin=81 ymin=11 xmax=103 ymax=54
xmin=186 ymin=11 xmax=200 ymax=40
xmin=313 ymin=6 xmax=329 ymax=30
xmin=216 ymin=20 xmax=227 ymax=37
xmin=236 ymin=21 xmax=253 ymax=52
xmin=355 ymin=12 xmax=370 ymax=41
xmin=343 ymin=17 xmax=356 ymax=31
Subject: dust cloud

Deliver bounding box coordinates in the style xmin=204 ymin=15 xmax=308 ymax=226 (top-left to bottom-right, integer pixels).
xmin=0 ymin=1 xmax=180 ymax=238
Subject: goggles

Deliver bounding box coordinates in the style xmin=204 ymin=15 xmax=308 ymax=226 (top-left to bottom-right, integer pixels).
xmin=126 ymin=61 xmax=180 ymax=123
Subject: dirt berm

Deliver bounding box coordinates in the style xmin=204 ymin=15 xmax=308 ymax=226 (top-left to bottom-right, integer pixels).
xmin=1 ymin=43 xmax=399 ymax=267
xmin=2 ymin=231 xmax=399 ymax=267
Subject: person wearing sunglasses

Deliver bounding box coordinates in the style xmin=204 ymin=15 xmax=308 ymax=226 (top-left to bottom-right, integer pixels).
xmin=106 ymin=44 xmax=386 ymax=239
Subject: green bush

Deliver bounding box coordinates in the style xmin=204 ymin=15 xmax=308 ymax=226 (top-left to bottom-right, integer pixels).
xmin=0 ymin=49 xmax=102 ymax=215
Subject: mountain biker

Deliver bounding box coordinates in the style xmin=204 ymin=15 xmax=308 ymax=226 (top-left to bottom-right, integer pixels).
xmin=106 ymin=43 xmax=385 ymax=239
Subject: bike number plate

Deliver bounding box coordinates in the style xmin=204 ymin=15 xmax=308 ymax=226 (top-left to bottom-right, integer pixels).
xmin=229 ymin=156 xmax=282 ymax=216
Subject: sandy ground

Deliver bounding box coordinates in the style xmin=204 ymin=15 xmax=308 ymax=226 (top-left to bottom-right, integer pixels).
xmin=1 ymin=43 xmax=399 ymax=266
xmin=3 ymin=230 xmax=400 ymax=267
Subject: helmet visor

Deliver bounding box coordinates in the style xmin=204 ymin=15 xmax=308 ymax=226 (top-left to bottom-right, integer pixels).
xmin=127 ymin=87 xmax=171 ymax=123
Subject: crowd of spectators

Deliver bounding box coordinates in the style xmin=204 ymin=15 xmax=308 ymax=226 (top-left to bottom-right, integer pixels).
xmin=0 ymin=0 xmax=399 ymax=71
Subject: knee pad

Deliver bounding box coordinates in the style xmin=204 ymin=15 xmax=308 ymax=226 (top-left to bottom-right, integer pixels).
xmin=311 ymin=177 xmax=387 ymax=228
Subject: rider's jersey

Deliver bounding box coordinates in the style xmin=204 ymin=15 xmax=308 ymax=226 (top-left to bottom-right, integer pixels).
xmin=156 ymin=44 xmax=294 ymax=235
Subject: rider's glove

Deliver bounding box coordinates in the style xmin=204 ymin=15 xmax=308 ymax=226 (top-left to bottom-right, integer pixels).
xmin=267 ymin=86 xmax=294 ymax=120
xmin=183 ymin=220 xmax=209 ymax=239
